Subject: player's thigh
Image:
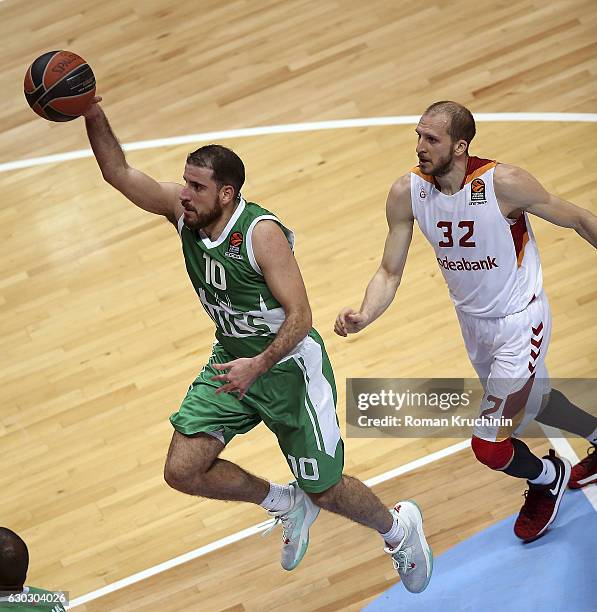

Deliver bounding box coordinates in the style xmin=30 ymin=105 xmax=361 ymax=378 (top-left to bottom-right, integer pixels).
xmin=475 ymin=294 xmax=552 ymax=441
xmin=250 ymin=334 xmax=344 ymax=493
xmin=165 ymin=430 xmax=225 ymax=479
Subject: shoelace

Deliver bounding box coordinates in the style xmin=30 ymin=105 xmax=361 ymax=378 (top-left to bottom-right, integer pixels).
xmin=391 ymin=549 xmax=415 ymax=573
xmin=262 ymin=515 xmax=292 ymax=544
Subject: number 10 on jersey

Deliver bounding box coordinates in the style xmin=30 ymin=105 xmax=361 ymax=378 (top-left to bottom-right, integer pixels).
xmin=203 ymin=253 xmax=227 ymax=290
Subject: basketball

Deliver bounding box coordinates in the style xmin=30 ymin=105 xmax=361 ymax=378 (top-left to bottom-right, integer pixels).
xmin=24 ymin=50 xmax=96 ymax=122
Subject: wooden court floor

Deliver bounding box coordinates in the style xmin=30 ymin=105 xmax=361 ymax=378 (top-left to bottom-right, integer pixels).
xmin=1 ymin=0 xmax=596 ymax=610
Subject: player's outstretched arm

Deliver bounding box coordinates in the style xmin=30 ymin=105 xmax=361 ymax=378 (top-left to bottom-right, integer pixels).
xmin=495 ymin=164 xmax=597 ymax=248
xmin=83 ymin=98 xmax=182 ymax=225
xmin=334 ymin=174 xmax=414 ymax=337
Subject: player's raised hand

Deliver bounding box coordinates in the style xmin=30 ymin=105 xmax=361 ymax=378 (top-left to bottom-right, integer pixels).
xmin=334 ymin=307 xmax=369 ymax=336
xmin=82 ymin=95 xmax=103 ymax=118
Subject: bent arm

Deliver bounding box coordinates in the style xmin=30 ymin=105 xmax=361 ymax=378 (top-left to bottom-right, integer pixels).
xmin=495 ymin=164 xmax=597 ymax=248
xmin=359 ymin=174 xmax=415 ymax=325
xmin=84 ymin=103 xmax=183 ymax=224
xmin=252 ymin=220 xmax=313 ymax=372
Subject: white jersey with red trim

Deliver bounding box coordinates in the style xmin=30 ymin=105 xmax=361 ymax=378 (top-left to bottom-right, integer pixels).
xmin=410 ymin=157 xmax=542 ymax=317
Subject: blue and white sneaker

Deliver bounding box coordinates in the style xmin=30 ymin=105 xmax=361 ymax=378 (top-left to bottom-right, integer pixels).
xmin=263 ymin=481 xmax=320 ymax=570
xmin=384 ymin=500 xmax=433 ymax=593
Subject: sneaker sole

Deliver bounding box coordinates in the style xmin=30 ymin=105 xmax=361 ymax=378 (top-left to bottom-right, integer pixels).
xmin=520 ymin=458 xmax=571 ymax=543
xmin=568 ymin=472 xmax=597 ymax=489
xmin=403 ymin=500 xmax=433 ymax=592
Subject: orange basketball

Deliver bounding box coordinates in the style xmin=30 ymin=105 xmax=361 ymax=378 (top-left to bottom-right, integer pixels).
xmin=24 ymin=51 xmax=96 ymax=122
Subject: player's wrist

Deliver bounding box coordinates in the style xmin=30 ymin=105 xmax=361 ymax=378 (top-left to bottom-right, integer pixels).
xmin=359 ymin=309 xmax=372 ymax=327
xmin=253 ymin=353 xmax=271 ymax=375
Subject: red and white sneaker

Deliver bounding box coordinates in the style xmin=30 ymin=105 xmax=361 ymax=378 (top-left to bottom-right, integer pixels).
xmin=569 ymin=444 xmax=597 ymax=489
xmin=514 ymin=449 xmax=571 ymax=542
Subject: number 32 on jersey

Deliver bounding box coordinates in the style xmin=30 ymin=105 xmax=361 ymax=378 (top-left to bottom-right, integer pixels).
xmin=437 ymin=220 xmax=476 ymax=247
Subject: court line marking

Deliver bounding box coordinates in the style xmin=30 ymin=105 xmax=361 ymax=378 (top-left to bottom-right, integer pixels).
xmin=67 ymin=439 xmax=471 ymax=608
xmin=8 ymin=112 xmax=586 ymax=605
xmin=66 ymin=432 xmax=595 ymax=609
xmin=3 ymin=112 xmax=597 ymax=174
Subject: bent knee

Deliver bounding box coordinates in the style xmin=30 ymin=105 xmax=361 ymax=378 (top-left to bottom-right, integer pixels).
xmin=163 ymin=461 xmax=189 ymax=492
xmin=163 ymin=461 xmax=206 ymax=494
xmin=471 ymin=435 xmax=514 ymax=470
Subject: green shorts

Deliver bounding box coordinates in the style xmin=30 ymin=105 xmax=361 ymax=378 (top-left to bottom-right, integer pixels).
xmin=170 ymin=331 xmax=344 ymax=493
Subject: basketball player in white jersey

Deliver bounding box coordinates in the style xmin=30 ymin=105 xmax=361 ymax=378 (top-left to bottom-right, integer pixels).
xmin=336 ymin=101 xmax=597 ymax=542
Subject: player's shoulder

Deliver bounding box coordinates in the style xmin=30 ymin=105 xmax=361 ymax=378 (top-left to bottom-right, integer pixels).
xmin=493 ymin=163 xmax=539 ymax=200
xmin=250 ymin=217 xmax=289 ymax=250
xmin=493 ymin=162 xmax=533 ymax=186
xmin=386 ymin=173 xmax=414 ymax=221
xmin=390 ymin=173 xmax=411 ymax=194
xmin=251 ymin=217 xmax=282 ymax=236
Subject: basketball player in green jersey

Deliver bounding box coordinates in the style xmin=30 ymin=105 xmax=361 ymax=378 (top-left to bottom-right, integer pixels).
xmin=81 ymin=98 xmax=432 ymax=592
xmin=0 ymin=528 xmax=66 ymax=612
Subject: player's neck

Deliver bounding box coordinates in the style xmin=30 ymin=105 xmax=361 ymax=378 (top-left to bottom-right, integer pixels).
xmin=434 ymin=155 xmax=468 ymax=195
xmin=202 ymin=200 xmax=240 ymax=240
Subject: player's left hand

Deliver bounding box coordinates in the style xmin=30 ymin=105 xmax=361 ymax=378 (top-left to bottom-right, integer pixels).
xmin=211 ymin=357 xmax=266 ymax=399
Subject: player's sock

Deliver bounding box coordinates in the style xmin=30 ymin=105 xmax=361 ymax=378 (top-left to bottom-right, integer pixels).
xmin=502 ymin=438 xmax=543 ymax=479
xmin=535 ymin=388 xmax=597 ymax=438
xmin=528 ymin=457 xmax=557 ymax=485
xmin=380 ymin=513 xmax=405 ymax=548
xmin=260 ymin=482 xmax=293 ymax=512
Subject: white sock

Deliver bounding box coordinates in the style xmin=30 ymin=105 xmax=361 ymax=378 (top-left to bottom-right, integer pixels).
xmin=529 ymin=457 xmax=557 ymax=485
xmin=587 ymin=426 xmax=597 ymax=445
xmin=259 ymin=483 xmax=292 ymax=513
xmin=380 ymin=514 xmax=405 ymax=548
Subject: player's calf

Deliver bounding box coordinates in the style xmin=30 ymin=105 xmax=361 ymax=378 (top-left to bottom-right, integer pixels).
xmin=307 ymin=475 xmax=433 ymax=593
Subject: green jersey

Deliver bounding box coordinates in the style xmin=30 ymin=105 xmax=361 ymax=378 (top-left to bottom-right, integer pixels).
xmin=0 ymin=587 xmax=66 ymax=611
xmin=177 ymin=199 xmax=299 ymax=358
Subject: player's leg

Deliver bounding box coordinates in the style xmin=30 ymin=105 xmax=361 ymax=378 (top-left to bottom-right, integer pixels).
xmin=534 ymin=388 xmax=597 ymax=488
xmin=511 ymin=292 xmax=597 ymax=488
xmin=165 ymin=344 xmax=292 ymax=509
xmin=256 ymin=332 xmax=431 ymax=591
xmin=164 ymin=430 xmax=269 ymax=502
xmin=535 ymin=389 xmax=597 ymax=440
xmin=464 ymin=293 xmax=570 ymax=541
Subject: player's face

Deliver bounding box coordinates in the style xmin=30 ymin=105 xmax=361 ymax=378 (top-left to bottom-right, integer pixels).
xmin=180 ymin=164 xmax=224 ymax=230
xmin=415 ymin=113 xmax=457 ymax=177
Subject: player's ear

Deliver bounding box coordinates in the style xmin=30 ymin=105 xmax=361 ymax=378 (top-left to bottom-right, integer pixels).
xmin=454 ymin=139 xmax=468 ymax=157
xmin=220 ymin=185 xmax=235 ymax=205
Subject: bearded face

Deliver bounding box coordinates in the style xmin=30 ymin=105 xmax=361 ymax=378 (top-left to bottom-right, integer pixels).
xmin=180 ymin=164 xmax=227 ymax=231
xmin=415 ymin=113 xmax=460 ymax=177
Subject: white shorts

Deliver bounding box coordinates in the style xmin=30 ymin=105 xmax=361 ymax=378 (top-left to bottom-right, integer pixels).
xmin=456 ymin=292 xmax=552 ymax=441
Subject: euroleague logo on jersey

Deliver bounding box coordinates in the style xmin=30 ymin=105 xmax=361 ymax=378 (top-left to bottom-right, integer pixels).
xmin=469 ymin=178 xmax=486 ymax=204
xmin=225 ymin=231 xmax=244 ymax=260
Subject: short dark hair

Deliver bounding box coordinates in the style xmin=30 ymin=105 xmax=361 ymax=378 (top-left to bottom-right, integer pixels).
xmin=186 ymin=145 xmax=245 ymax=200
xmin=424 ymin=101 xmax=476 ymax=148
xmin=0 ymin=528 xmax=28 ymax=589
